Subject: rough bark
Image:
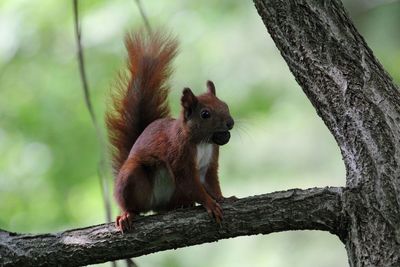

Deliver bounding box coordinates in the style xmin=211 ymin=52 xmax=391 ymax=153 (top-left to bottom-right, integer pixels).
xmin=253 ymin=0 xmax=400 ymax=266
xmin=0 ymin=187 xmax=343 ymax=266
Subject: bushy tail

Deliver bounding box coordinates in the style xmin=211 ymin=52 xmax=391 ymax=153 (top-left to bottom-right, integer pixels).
xmin=106 ymin=31 xmax=178 ymax=174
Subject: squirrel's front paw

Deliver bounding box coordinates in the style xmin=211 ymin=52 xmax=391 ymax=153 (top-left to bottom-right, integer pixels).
xmin=115 ymin=212 xmax=135 ymax=233
xmin=205 ymin=200 xmax=223 ymax=223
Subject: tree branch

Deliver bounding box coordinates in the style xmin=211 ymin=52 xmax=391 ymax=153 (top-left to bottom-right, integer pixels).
xmin=0 ymin=187 xmax=344 ymax=266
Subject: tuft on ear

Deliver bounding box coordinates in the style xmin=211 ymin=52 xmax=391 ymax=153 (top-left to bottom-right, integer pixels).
xmin=181 ymin=87 xmax=198 ymax=119
xmin=206 ymin=80 xmax=216 ymax=96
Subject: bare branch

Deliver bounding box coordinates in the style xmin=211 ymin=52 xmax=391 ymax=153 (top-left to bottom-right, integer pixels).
xmin=72 ymin=0 xmax=112 ymax=223
xmin=134 ymin=0 xmax=152 ymax=35
xmin=73 ymin=0 xmax=95 ymax=124
xmin=0 ymin=187 xmax=345 ymax=267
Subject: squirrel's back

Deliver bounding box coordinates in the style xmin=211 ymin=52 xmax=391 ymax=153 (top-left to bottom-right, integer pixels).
xmin=106 ymin=31 xmax=178 ymax=174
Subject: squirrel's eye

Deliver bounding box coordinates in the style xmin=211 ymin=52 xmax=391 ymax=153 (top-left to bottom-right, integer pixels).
xmin=200 ymin=109 xmax=211 ymax=119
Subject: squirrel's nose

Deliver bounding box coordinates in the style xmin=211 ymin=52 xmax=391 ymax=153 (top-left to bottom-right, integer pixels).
xmin=226 ymin=117 xmax=234 ymax=130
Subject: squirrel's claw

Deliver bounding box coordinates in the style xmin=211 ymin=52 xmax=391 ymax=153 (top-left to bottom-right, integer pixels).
xmin=116 ymin=212 xmax=135 ymax=233
xmin=205 ymin=201 xmax=223 ymax=224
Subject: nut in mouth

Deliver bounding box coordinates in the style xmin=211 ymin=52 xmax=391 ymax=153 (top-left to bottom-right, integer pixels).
xmin=211 ymin=131 xmax=231 ymax=145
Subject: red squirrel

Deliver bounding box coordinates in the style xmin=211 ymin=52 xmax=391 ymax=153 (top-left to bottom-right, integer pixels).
xmin=106 ymin=31 xmax=235 ymax=233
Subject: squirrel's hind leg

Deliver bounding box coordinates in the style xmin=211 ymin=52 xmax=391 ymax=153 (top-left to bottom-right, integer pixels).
xmin=115 ymin=160 xmax=153 ymax=232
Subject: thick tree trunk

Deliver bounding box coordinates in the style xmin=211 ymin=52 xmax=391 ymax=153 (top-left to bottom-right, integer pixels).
xmin=253 ymin=0 xmax=400 ymax=266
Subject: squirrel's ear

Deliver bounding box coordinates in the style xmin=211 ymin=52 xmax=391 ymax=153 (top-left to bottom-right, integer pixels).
xmin=206 ymin=80 xmax=216 ymax=96
xmin=181 ymin=88 xmax=198 ymax=119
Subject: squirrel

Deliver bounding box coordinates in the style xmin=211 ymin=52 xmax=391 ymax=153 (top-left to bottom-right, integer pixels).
xmin=106 ymin=31 xmax=235 ymax=233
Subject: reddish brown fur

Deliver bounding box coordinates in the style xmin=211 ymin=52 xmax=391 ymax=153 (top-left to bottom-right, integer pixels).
xmin=106 ymin=31 xmax=177 ymax=174
xmin=106 ymin=31 xmax=235 ymax=233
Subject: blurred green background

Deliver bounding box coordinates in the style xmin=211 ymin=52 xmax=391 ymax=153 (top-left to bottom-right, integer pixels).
xmin=0 ymin=0 xmax=399 ymax=266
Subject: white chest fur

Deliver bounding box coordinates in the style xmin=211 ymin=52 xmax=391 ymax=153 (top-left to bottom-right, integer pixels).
xmin=152 ymin=167 xmax=175 ymax=207
xmin=196 ymin=143 xmax=213 ymax=184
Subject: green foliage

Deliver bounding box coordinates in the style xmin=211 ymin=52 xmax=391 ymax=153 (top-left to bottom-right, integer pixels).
xmin=0 ymin=0 xmax=399 ymax=266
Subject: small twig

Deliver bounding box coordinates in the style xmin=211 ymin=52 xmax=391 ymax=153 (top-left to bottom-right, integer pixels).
xmin=72 ymin=0 xmax=112 ymax=224
xmin=134 ymin=0 xmax=152 ymax=35
xmin=125 ymin=258 xmax=138 ymax=267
